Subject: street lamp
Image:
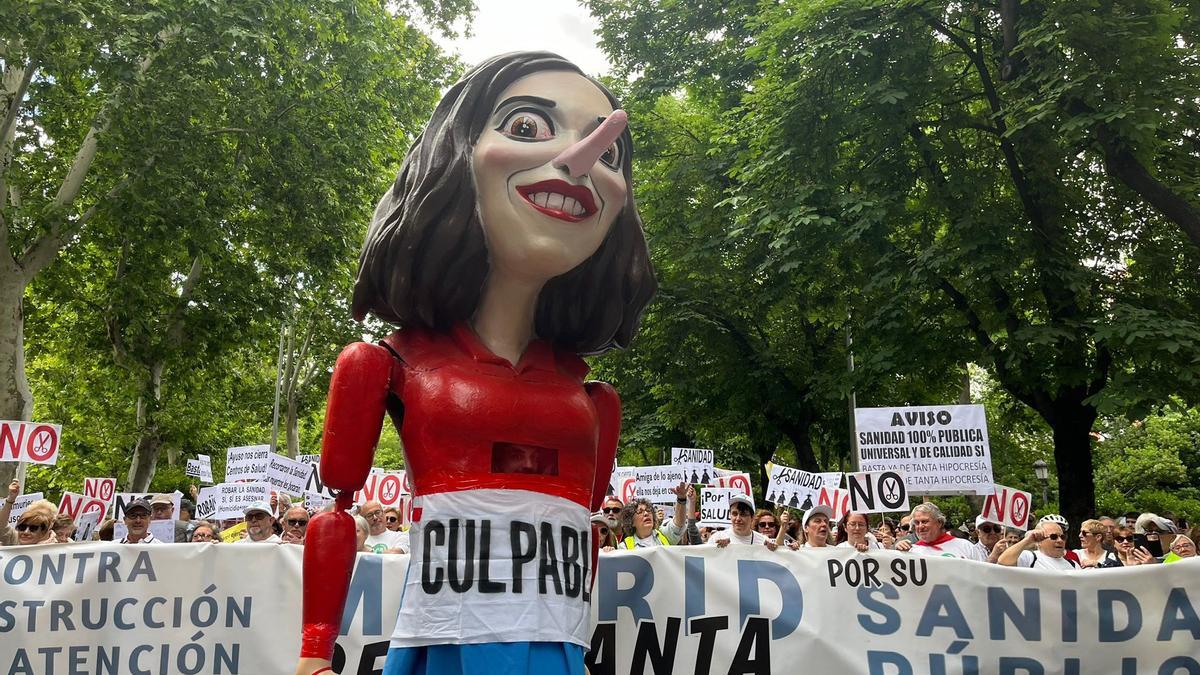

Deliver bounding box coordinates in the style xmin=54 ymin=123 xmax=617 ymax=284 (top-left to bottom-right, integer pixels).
xmin=1032 ymin=459 xmax=1049 ymax=505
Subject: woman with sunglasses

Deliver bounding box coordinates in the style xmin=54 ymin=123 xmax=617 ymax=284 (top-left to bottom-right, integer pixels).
xmin=1113 ymin=525 xmax=1155 ymax=566
xmin=12 ymin=509 xmax=57 ymax=546
xmin=1073 ymin=519 xmax=1121 ymax=569
xmin=754 ymin=509 xmax=781 ymax=540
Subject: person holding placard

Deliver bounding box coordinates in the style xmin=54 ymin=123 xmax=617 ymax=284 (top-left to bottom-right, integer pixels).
xmin=617 ymin=484 xmax=694 ymax=549
xmin=0 ymin=479 xmax=19 ymax=544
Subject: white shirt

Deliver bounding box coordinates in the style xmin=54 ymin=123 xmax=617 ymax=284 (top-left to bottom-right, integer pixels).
xmin=236 ymin=533 xmax=281 ymax=544
xmin=119 ymin=531 xmax=161 ymax=544
xmin=708 ymin=529 xmax=770 ymax=546
xmin=365 ymin=529 xmax=408 ymax=553
xmin=909 ymin=534 xmax=986 ymax=561
xmin=837 ymin=534 xmax=883 ymax=550
xmin=1017 ymin=550 xmax=1077 ymax=571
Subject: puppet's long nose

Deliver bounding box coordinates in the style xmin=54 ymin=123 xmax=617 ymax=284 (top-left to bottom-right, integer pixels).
xmin=551 ymin=110 xmax=628 ymax=178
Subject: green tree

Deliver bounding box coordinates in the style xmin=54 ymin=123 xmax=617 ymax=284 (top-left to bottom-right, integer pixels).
xmin=590 ymin=0 xmax=1200 ymax=528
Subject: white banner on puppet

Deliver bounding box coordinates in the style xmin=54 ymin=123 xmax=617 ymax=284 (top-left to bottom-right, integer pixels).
xmin=5 ymin=492 xmax=42 ymax=527
xmin=225 ymin=444 xmax=271 ymax=482
xmin=671 ymin=447 xmax=715 ymax=484
xmin=186 ymin=454 xmax=214 ymax=484
xmin=0 ymin=420 xmax=62 ymax=465
xmin=699 ymin=487 xmax=735 ymax=528
xmin=1 ymin=546 xmax=1196 ymax=675
xmin=855 ymin=404 xmax=994 ymax=495
xmin=765 ymin=464 xmax=828 ymax=509
xmin=633 ymin=465 xmax=685 ymax=503
xmin=981 ymin=483 xmax=1034 ymax=531
xmin=265 ymin=453 xmax=315 ymax=495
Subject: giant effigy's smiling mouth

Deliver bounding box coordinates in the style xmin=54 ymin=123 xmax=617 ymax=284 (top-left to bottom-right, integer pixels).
xmin=516 ymin=180 xmax=597 ymax=222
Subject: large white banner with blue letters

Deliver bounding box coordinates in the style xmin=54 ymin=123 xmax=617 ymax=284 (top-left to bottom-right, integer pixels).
xmin=0 ymin=544 xmax=1196 ymax=674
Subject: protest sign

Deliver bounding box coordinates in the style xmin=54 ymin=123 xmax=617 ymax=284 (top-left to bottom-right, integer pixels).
xmin=220 ymin=521 xmax=248 ymax=542
xmin=72 ymin=510 xmax=101 ymax=542
xmin=304 ymin=491 xmax=334 ymax=512
xmin=186 ymin=454 xmax=214 ymax=484
xmin=214 ymin=482 xmax=271 ymax=520
xmin=265 ymin=453 xmax=315 ymax=496
xmin=57 ymin=492 xmax=109 ymax=523
xmin=765 ymin=464 xmax=828 ymax=509
xmin=981 ymin=483 xmax=1034 ymax=531
xmin=711 ymin=471 xmax=752 ymax=496
xmin=5 ymin=492 xmax=41 ymax=527
xmin=608 ymin=467 xmax=635 ymax=497
xmin=819 ymin=472 xmax=842 ymax=489
xmin=225 ymin=444 xmax=271 ymax=482
xmin=671 ymin=447 xmax=715 ymax=484
xmin=353 ymin=471 xmax=407 ymax=508
xmin=616 ymin=475 xmax=639 ymax=506
xmin=296 ymin=453 xmax=320 ymax=464
xmin=699 ymin=487 xmax=735 ymax=528
xmin=633 ymin=465 xmax=686 ymax=503
xmin=817 ymin=485 xmax=851 ymax=521
xmin=83 ymin=477 xmax=117 ymax=514
xmin=2 ymin=545 xmax=1195 ymax=675
xmin=0 ymin=420 xmax=62 ymax=465
xmin=304 ymin=459 xmax=335 ymax=498
xmin=846 ymin=470 xmax=910 ymax=514
xmin=195 ymin=486 xmax=219 ymax=520
xmin=855 ymin=404 xmax=994 ymax=495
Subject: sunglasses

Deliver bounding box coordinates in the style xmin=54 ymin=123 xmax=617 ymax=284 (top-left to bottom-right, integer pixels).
xmin=1045 ymin=533 xmax=1065 ymax=541
xmin=286 ymin=519 xmax=309 ymax=528
xmin=1114 ymin=535 xmax=1134 ymax=543
xmin=15 ymin=522 xmax=47 ymax=533
xmin=978 ymin=525 xmax=1001 ymax=534
xmin=385 ymin=516 xmax=398 ymax=523
xmin=898 ymin=524 xmax=911 ymax=531
xmin=1079 ymin=531 xmax=1102 ymax=538
xmin=757 ymin=521 xmax=778 ymax=529
xmin=602 ymin=507 xmax=622 ymax=515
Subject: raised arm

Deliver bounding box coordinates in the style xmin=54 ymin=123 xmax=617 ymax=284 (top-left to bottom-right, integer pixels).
xmin=298 ymin=342 xmax=395 ymax=675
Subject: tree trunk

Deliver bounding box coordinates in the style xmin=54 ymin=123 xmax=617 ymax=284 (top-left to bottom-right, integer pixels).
xmin=0 ymin=276 xmax=31 ymax=489
xmin=285 ymin=393 xmax=299 ymax=458
xmin=125 ymin=361 xmax=164 ymax=491
xmin=1047 ymin=398 xmax=1098 ymax=546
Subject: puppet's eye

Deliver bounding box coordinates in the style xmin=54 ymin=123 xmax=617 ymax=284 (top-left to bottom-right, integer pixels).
xmin=500 ymin=110 xmax=554 ymax=140
xmin=600 ymin=142 xmax=620 ymax=169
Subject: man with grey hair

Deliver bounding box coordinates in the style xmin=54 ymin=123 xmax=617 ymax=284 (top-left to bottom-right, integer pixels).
xmin=895 ymin=502 xmax=985 ymax=560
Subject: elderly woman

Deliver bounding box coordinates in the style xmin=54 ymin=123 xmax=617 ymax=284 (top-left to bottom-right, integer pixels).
xmin=1166 ymin=535 xmax=1195 ymax=562
xmin=1073 ymin=519 xmax=1121 ymax=569
xmin=1113 ymin=526 xmax=1154 ymax=566
xmin=12 ymin=509 xmax=57 ymax=546
xmin=615 ymin=484 xmax=694 ymax=549
xmin=189 ymin=521 xmax=219 ymax=544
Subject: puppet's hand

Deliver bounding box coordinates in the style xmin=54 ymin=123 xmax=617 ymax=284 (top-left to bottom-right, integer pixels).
xmin=296 ymin=658 xmax=333 ymax=675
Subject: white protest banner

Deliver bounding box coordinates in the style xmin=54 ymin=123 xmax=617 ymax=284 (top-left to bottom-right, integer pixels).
xmin=5 ymin=492 xmax=41 ymax=527
xmin=846 ymin=469 xmax=911 ymax=514
xmin=57 ymin=492 xmax=109 ymax=523
xmin=855 ymin=404 xmax=994 ymax=495
xmin=225 ymin=444 xmax=271 ymax=482
xmin=711 ymin=471 xmax=752 ymax=496
xmin=195 ymin=486 xmax=219 ymax=520
xmin=816 ymin=485 xmax=851 ymax=521
xmin=83 ymin=477 xmax=117 ymax=514
xmin=699 ymin=487 xmax=734 ymax=528
xmin=765 ymin=464 xmax=827 ymax=509
xmin=3 ymin=545 xmax=1196 ymax=675
xmin=186 ymin=454 xmax=214 ymax=484
xmin=633 ymin=465 xmax=686 ymax=503
xmin=981 ymin=483 xmax=1034 ymax=531
xmin=304 ymin=490 xmax=334 ymax=512
xmin=0 ymin=420 xmax=62 ymax=465
xmin=819 ymin=472 xmax=842 ymax=489
xmin=296 ymin=453 xmax=320 ymax=464
xmin=72 ymin=510 xmax=101 ymax=542
xmin=215 ymin=482 xmax=271 ymax=520
xmin=353 ymin=471 xmax=407 ymax=509
xmin=671 ymin=447 xmax=715 ymax=484
xmin=265 ymin=453 xmax=315 ymax=496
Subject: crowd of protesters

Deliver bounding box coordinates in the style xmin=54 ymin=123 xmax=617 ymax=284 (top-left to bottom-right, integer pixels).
xmin=2 ymin=477 xmax=1196 ymax=567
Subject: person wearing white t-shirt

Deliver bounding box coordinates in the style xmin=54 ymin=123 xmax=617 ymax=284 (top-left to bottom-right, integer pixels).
xmin=237 ymin=501 xmax=282 ymax=543
xmin=998 ymin=521 xmax=1079 ymax=571
xmin=359 ymin=500 xmax=407 ymax=553
xmin=895 ymin=502 xmax=986 ymax=561
xmin=709 ymin=494 xmax=777 ymax=549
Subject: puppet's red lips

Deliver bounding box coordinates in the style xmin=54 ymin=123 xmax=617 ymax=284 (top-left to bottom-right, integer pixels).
xmin=516 ymin=180 xmax=597 ymax=222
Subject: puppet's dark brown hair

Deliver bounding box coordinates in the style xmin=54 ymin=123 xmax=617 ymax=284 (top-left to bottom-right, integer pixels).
xmin=352 ymin=51 xmax=656 ymax=355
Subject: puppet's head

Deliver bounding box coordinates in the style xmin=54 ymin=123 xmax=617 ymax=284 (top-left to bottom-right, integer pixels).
xmin=352 ymin=51 xmax=656 ymax=355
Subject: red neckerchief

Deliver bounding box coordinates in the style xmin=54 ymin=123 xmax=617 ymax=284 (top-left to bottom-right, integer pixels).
xmin=915 ymin=532 xmax=957 ymax=548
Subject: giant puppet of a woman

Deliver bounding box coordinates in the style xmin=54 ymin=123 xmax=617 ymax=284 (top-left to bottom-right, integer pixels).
xmin=295 ymin=52 xmax=656 ymax=675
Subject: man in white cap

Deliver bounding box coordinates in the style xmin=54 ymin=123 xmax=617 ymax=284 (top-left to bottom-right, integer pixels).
xmin=710 ymin=494 xmax=777 ymax=549
xmin=801 ymin=505 xmax=834 ymax=548
xmin=239 ymin=500 xmax=281 ymax=543
xmin=974 ymin=514 xmax=1008 ymax=563
xmin=895 ymin=502 xmax=986 ymax=560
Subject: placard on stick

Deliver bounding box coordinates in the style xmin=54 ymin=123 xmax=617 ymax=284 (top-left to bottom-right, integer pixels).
xmin=671 ymin=447 xmax=715 ymax=485
xmin=846 ymin=470 xmax=910 ymax=514
xmin=981 ymin=484 xmax=1033 ymax=531
xmin=854 ymin=404 xmax=994 ymax=495
xmin=699 ymin=487 xmax=735 ymax=528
